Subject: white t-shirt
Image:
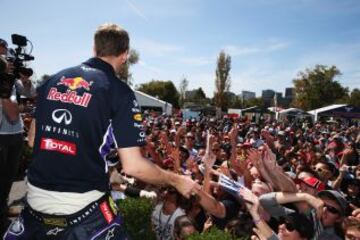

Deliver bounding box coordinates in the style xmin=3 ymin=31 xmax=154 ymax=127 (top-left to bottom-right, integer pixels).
xmin=27 ymin=182 xmax=104 ymax=215
xmin=151 ymin=202 xmax=185 ymax=240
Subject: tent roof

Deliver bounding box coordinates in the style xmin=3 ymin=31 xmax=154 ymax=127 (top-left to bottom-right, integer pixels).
xmin=308 ymin=104 xmax=360 ymax=119
xmin=279 ymin=108 xmax=305 ymax=114
xmin=308 ymin=104 xmax=347 ymax=115
xmin=134 ymin=90 xmax=172 ymax=107
xmin=241 ymin=106 xmax=273 ymax=114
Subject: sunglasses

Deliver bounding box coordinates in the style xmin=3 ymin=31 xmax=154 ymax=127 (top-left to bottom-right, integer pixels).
xmin=324 ymin=204 xmax=341 ymax=215
xmin=313 ymin=167 xmax=327 ymax=173
xmin=212 ymin=149 xmax=220 ymax=152
xmin=278 ymin=217 xmax=296 ymax=232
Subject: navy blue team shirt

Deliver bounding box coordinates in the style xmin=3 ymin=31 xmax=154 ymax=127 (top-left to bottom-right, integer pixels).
xmin=27 ymin=58 xmax=145 ymax=193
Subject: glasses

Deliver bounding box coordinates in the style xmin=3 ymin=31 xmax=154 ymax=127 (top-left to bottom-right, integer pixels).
xmin=313 ymin=167 xmax=327 ymax=173
xmin=278 ymin=217 xmax=296 ymax=232
xmin=186 ymin=136 xmax=194 ymax=140
xmin=212 ymin=149 xmax=220 ymax=152
xmin=324 ymin=204 xmax=341 ymax=215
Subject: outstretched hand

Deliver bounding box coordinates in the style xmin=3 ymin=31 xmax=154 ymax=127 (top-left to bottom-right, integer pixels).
xmin=239 ymin=187 xmax=260 ymax=215
xmin=175 ymin=175 xmax=201 ymax=199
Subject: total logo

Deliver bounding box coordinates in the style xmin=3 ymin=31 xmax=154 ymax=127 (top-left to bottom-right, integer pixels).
xmin=40 ymin=138 xmax=77 ymax=156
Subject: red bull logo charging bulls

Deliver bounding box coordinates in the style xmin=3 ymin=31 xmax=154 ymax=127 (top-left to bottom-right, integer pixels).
xmin=47 ymin=76 xmax=93 ymax=107
xmin=57 ymin=77 xmax=93 ymax=91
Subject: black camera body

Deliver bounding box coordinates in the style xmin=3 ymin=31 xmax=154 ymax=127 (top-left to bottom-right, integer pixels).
xmin=0 ymin=34 xmax=35 ymax=99
xmin=10 ymin=34 xmax=35 ymax=78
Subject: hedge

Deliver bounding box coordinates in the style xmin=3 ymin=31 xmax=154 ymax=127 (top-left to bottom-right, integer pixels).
xmin=117 ymin=197 xmax=250 ymax=240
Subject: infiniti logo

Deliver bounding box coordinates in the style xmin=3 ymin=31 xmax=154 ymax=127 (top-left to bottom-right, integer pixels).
xmin=52 ymin=109 xmax=72 ymax=125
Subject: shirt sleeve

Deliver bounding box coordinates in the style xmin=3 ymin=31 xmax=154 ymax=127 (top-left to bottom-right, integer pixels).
xmin=15 ymin=80 xmax=36 ymax=98
xmin=259 ymin=193 xmax=295 ymax=218
xmin=267 ymin=232 xmax=280 ymax=240
xmin=111 ymin=90 xmax=145 ymax=148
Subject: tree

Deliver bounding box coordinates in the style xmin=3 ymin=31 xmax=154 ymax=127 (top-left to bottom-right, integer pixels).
xmin=243 ymin=97 xmax=264 ymax=109
xmin=117 ymin=49 xmax=139 ymax=85
xmin=193 ymin=87 xmax=206 ymax=101
xmin=137 ymin=80 xmax=180 ymax=108
xmin=178 ymin=77 xmax=188 ymax=107
xmin=292 ymin=65 xmax=348 ymax=110
xmin=214 ymin=51 xmax=231 ymax=110
xmin=348 ymin=88 xmax=360 ymax=107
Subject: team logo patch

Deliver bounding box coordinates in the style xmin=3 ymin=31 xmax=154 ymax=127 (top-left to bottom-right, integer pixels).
xmin=108 ymin=197 xmax=118 ymax=215
xmin=46 ymin=227 xmax=65 ymax=236
xmin=43 ymin=218 xmax=68 ymax=227
xmin=57 ymin=76 xmax=93 ymax=91
xmin=133 ymin=113 xmax=142 ymax=121
xmin=47 ymin=88 xmax=92 ymax=107
xmin=100 ymin=202 xmax=114 ymax=224
xmin=40 ymin=138 xmax=77 ymax=156
xmin=52 ymin=109 xmax=73 ymax=125
xmin=7 ymin=217 xmax=25 ymax=236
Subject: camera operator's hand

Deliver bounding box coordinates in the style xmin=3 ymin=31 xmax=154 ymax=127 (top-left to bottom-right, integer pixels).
xmin=0 ymin=73 xmax=15 ymax=99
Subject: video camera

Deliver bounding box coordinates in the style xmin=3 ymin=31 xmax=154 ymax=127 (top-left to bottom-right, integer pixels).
xmin=0 ymin=34 xmax=35 ymax=99
xmin=9 ymin=34 xmax=35 ymax=78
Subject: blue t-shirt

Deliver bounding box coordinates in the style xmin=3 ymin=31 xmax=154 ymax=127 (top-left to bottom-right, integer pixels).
xmin=27 ymin=58 xmax=145 ymax=193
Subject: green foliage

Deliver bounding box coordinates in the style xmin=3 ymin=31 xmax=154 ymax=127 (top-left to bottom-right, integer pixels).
xmin=185 ymin=87 xmax=208 ymax=106
xmin=243 ymin=97 xmax=264 ymax=109
xmin=194 ymin=87 xmax=206 ymax=100
xmin=179 ymin=77 xmax=189 ymax=107
xmin=137 ymin=80 xmax=180 ymax=108
xmin=186 ymin=228 xmax=250 ymax=240
xmin=292 ymin=65 xmax=348 ymax=110
xmin=214 ymin=51 xmax=231 ymax=110
xmin=348 ymin=88 xmax=360 ymax=107
xmin=117 ymin=197 xmax=156 ymax=240
xmin=117 ymin=49 xmax=139 ymax=85
xmin=229 ymin=96 xmax=243 ymax=108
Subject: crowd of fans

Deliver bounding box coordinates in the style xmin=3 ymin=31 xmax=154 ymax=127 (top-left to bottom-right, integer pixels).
xmin=109 ymin=112 xmax=360 ymax=240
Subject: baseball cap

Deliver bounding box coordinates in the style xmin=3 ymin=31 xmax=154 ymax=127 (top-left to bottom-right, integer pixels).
xmin=318 ymin=190 xmax=348 ymax=216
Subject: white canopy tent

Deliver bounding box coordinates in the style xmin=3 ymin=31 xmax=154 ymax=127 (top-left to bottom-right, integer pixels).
xmin=307 ymin=104 xmax=360 ymax=121
xmin=278 ymin=108 xmax=310 ymax=121
xmin=134 ymin=90 xmax=173 ymax=115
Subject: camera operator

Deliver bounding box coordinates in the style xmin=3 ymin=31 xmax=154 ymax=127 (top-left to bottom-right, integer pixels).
xmin=0 ymin=39 xmax=8 ymax=55
xmin=0 ymin=38 xmax=35 ymax=235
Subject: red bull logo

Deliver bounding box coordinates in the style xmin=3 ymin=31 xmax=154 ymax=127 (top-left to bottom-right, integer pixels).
xmin=57 ymin=77 xmax=93 ymax=91
xmin=47 ymin=88 xmax=92 ymax=108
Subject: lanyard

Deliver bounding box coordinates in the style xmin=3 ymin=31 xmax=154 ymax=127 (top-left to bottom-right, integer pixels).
xmin=158 ymin=205 xmax=176 ymax=240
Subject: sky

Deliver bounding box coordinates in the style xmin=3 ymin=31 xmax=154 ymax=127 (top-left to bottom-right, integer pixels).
xmin=1 ymin=0 xmax=359 ymax=97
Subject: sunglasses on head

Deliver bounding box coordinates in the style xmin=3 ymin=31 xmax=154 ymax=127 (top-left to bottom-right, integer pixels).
xmin=325 ymin=204 xmax=341 ymax=215
xmin=278 ymin=217 xmax=296 ymax=232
